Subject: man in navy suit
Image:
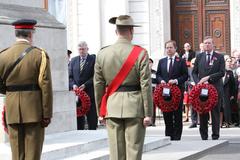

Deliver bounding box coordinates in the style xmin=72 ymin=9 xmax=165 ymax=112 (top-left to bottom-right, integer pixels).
xmin=156 ymin=40 xmax=188 ymax=140
xmin=69 ymin=41 xmax=98 ymax=130
xmin=192 ymin=36 xmax=225 ymax=140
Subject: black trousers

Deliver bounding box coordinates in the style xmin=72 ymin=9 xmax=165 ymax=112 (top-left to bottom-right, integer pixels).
xmin=163 ymin=103 xmax=183 ymax=140
xmin=199 ymin=100 xmax=221 ymax=140
xmin=77 ymin=99 xmax=98 ymax=130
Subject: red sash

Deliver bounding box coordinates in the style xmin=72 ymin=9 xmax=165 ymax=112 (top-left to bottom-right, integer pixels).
xmin=100 ymin=46 xmax=144 ymax=117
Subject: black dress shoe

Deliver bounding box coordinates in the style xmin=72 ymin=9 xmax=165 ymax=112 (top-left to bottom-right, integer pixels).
xmin=212 ymin=136 xmax=219 ymax=140
xmin=189 ymin=123 xmax=197 ymax=128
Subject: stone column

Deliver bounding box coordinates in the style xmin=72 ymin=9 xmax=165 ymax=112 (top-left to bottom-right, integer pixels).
xmin=230 ymin=0 xmax=240 ymax=53
xmin=66 ymin=0 xmax=79 ymax=55
xmin=149 ymin=0 xmax=171 ymax=64
xmin=100 ymin=0 xmax=129 ymax=47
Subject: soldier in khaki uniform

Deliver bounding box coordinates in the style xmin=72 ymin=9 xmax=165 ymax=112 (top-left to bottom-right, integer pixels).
xmin=0 ymin=19 xmax=53 ymax=160
xmin=94 ymin=15 xmax=153 ymax=160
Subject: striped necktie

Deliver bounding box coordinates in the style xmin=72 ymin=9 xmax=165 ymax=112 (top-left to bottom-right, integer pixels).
xmin=80 ymin=57 xmax=86 ymax=71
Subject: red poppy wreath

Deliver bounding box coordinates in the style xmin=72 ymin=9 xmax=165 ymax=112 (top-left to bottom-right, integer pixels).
xmin=153 ymin=83 xmax=181 ymax=112
xmin=189 ymin=83 xmax=218 ymax=114
xmin=74 ymin=88 xmax=91 ymax=117
xmin=1 ymin=106 xmax=8 ymax=134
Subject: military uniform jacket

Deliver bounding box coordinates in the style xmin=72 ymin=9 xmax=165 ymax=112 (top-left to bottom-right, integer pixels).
xmin=94 ymin=38 xmax=153 ymax=118
xmin=0 ymin=41 xmax=53 ymax=124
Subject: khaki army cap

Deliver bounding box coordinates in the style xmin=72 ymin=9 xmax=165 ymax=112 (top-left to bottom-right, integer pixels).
xmin=109 ymin=15 xmax=140 ymax=27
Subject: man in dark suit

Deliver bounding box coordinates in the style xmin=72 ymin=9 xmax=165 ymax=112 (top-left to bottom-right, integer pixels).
xmin=69 ymin=41 xmax=98 ymax=130
xmin=156 ymin=40 xmax=188 ymax=140
xmin=192 ymin=36 xmax=225 ymax=140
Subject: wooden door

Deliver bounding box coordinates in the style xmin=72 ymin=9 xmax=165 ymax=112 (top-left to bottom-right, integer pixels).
xmin=171 ymin=0 xmax=230 ymax=54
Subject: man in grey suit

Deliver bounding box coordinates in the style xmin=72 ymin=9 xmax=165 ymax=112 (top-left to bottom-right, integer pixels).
xmin=94 ymin=15 xmax=153 ymax=160
xmin=192 ymin=36 xmax=225 ymax=140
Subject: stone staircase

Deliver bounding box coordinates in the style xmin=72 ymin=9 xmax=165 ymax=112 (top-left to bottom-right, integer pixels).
xmin=0 ymin=128 xmax=231 ymax=160
xmin=0 ymin=129 xmax=170 ymax=160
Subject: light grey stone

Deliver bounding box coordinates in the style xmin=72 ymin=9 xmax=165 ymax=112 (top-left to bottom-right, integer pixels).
xmin=0 ymin=0 xmax=43 ymax=8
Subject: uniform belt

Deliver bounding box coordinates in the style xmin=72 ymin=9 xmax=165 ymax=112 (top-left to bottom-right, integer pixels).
xmin=116 ymin=85 xmax=141 ymax=92
xmin=6 ymin=84 xmax=40 ymax=92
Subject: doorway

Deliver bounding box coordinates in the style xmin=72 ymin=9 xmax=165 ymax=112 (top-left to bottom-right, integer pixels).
xmin=171 ymin=0 xmax=230 ymax=54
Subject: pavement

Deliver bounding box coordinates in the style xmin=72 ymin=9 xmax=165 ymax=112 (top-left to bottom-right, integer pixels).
xmin=144 ymin=117 xmax=240 ymax=160
xmin=1 ymin=116 xmax=240 ymax=160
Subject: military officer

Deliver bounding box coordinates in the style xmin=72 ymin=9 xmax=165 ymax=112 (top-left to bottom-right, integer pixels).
xmin=0 ymin=19 xmax=53 ymax=160
xmin=94 ymin=15 xmax=153 ymax=160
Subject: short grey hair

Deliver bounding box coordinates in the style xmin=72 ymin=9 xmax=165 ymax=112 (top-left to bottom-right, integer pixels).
xmin=78 ymin=41 xmax=88 ymax=48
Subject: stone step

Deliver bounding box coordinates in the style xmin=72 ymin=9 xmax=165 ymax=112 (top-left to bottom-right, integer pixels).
xmin=0 ymin=130 xmax=108 ymax=160
xmin=63 ymin=136 xmax=170 ymax=160
xmin=41 ymin=130 xmax=108 ymax=160
xmin=142 ymin=140 xmax=228 ymax=160
xmin=0 ymin=130 xmax=170 ymax=160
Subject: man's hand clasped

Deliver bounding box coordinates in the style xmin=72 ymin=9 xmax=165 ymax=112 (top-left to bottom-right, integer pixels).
xmin=98 ymin=116 xmax=106 ymax=125
xmin=168 ymin=79 xmax=178 ymax=84
xmin=143 ymin=116 xmax=152 ymax=127
xmin=73 ymin=84 xmax=85 ymax=91
xmin=41 ymin=118 xmax=51 ymax=128
xmin=198 ymin=76 xmax=210 ymax=84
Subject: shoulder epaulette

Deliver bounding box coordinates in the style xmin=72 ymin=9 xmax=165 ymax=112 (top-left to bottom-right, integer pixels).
xmin=134 ymin=45 xmax=145 ymax=50
xmin=0 ymin=47 xmax=9 ymax=54
xmin=100 ymin=45 xmax=110 ymax=50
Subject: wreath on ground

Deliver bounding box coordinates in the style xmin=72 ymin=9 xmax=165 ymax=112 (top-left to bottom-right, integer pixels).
xmin=189 ymin=83 xmax=218 ymax=114
xmin=74 ymin=88 xmax=91 ymax=117
xmin=153 ymin=83 xmax=181 ymax=112
xmin=1 ymin=106 xmax=8 ymax=134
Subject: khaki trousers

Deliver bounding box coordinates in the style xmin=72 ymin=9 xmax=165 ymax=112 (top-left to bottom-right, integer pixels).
xmin=8 ymin=123 xmax=44 ymax=160
xmin=106 ymin=118 xmax=146 ymax=160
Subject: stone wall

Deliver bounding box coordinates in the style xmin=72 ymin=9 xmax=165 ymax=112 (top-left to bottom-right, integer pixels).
xmin=230 ymin=0 xmax=240 ymax=52
xmin=0 ymin=0 xmax=43 ymax=8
